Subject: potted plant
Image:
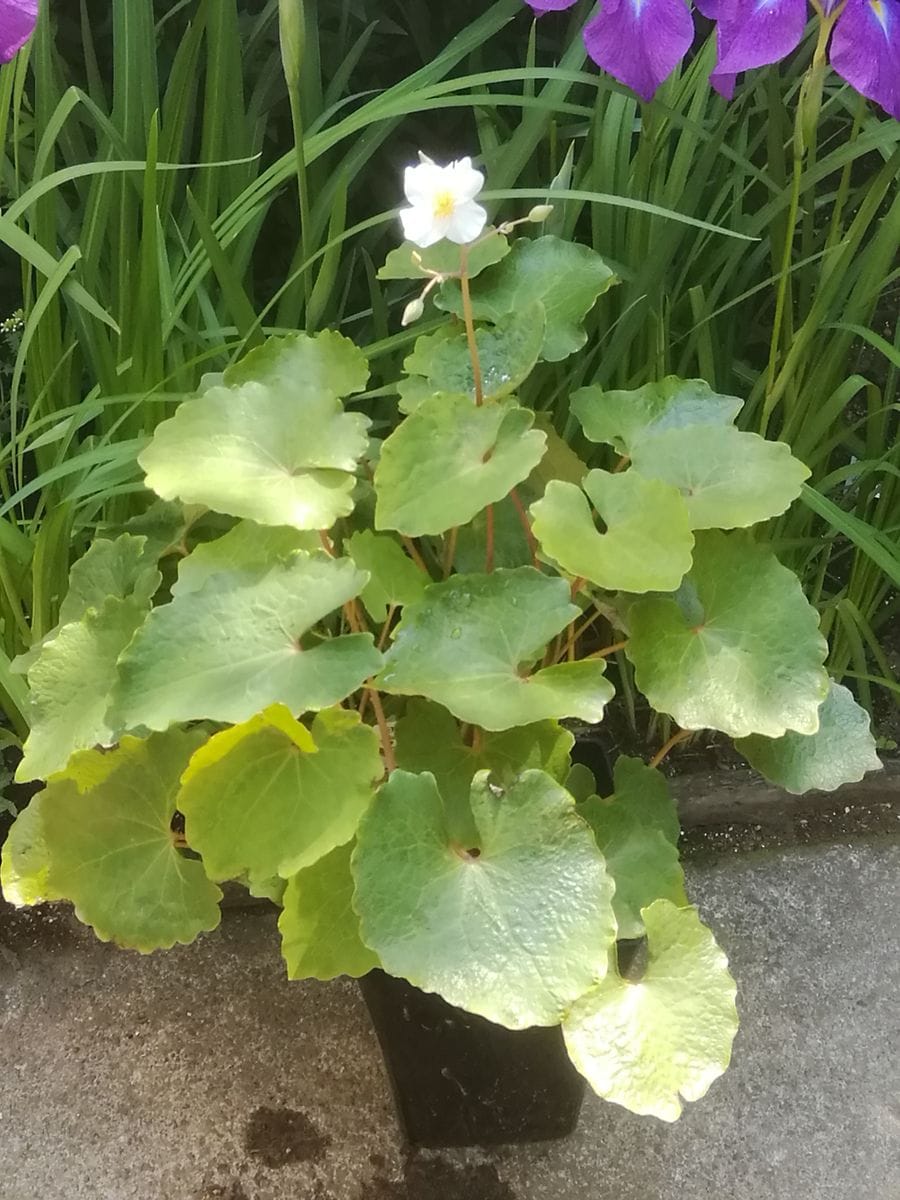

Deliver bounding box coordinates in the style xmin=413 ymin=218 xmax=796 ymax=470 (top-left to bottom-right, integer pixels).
xmin=1 ymin=155 xmax=881 ymax=1145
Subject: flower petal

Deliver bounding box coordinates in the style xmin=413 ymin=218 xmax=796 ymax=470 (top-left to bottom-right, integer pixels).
xmin=830 ymin=0 xmax=900 ymax=120
xmin=583 ymin=0 xmax=695 ymax=102
xmin=446 ymin=157 xmax=486 ymax=204
xmin=0 ymin=0 xmax=38 ymax=63
xmin=399 ymin=205 xmax=444 ymax=250
xmin=445 ymin=201 xmax=489 ymax=245
xmin=713 ymin=0 xmax=807 ymax=77
xmin=525 ymin=0 xmax=581 ymax=10
xmin=404 ymin=162 xmax=445 ymax=207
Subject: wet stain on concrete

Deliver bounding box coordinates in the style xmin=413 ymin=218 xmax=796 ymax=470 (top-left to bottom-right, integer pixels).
xmin=244 ymin=1106 xmax=331 ymax=1169
xmin=360 ymin=1155 xmax=517 ymax=1199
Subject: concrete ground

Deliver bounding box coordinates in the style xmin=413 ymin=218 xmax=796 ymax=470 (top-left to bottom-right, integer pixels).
xmin=1 ymin=830 xmax=898 ymax=1199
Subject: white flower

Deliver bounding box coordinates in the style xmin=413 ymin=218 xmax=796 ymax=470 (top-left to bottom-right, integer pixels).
xmin=399 ymin=155 xmax=488 ymax=249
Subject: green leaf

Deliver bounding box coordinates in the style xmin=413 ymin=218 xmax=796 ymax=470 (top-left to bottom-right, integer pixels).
xmin=626 ymin=532 xmax=828 ymax=738
xmin=17 ymin=597 xmax=146 ymax=783
xmin=120 ymin=499 xmax=204 ymax=560
xmin=439 ymin=236 xmax=618 ymax=362
xmin=114 ymin=555 xmax=382 ymax=731
xmin=577 ymin=757 xmax=685 ymax=939
xmin=530 ymin=470 xmax=694 ymax=593
xmin=140 ymin=332 xmax=371 ymax=531
xmin=572 ymin=378 xmax=743 ymax=457
xmin=15 ymin=534 xmax=161 ymax=677
xmin=378 ymin=569 xmax=615 ymax=730
xmin=346 ymin=530 xmax=428 ymax=623
xmin=563 ymin=900 xmax=738 ymax=1122
xmin=58 ymin=534 xmax=160 ymax=625
xmin=279 ymin=841 xmax=379 ymax=981
xmin=394 ymin=698 xmax=573 ymax=842
xmin=1 ymin=795 xmax=59 ymax=907
xmin=374 ymin=394 xmax=546 ymax=537
xmin=630 ymin=426 xmax=810 ymax=529
xmin=453 ymin=496 xmax=533 ymax=574
xmin=37 ymin=730 xmax=222 ymax=952
xmin=174 ymin=521 xmax=319 ymax=597
xmin=402 ymin=303 xmax=545 ymax=405
xmin=378 ymin=229 xmax=510 ymax=280
xmin=735 ymin=681 xmax=882 ymax=794
xmin=178 ymin=705 xmax=381 ymax=880
xmin=352 ymin=769 xmax=616 ymax=1028
xmin=223 ymin=328 xmax=369 ymax=395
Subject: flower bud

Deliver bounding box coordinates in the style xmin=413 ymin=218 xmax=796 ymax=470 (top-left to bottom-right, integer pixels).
xmin=528 ymin=204 xmax=554 ymax=224
xmin=401 ymin=297 xmax=426 ymax=327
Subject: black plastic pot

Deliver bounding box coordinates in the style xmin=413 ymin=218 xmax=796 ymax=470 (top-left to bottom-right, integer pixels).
xmin=359 ymin=970 xmax=585 ymax=1148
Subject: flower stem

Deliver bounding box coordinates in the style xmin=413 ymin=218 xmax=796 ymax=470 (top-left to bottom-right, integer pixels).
xmin=459 ymin=246 xmax=484 ymax=406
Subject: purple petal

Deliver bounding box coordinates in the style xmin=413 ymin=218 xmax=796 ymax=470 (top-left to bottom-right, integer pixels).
xmin=0 ymin=0 xmax=37 ymax=63
xmin=713 ymin=0 xmax=807 ymax=77
xmin=830 ymin=0 xmax=900 ymax=120
xmin=524 ymin=0 xmax=581 ymax=11
xmin=694 ymin=0 xmax=724 ymax=17
xmin=583 ymin=0 xmax=695 ymax=102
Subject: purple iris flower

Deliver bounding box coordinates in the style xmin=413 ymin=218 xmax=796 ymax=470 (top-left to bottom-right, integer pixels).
xmin=525 ymin=0 xmax=900 ymax=118
xmin=0 ymin=0 xmax=37 ymax=63
xmin=705 ymin=0 xmax=900 ymax=119
xmin=526 ymin=0 xmax=695 ymax=101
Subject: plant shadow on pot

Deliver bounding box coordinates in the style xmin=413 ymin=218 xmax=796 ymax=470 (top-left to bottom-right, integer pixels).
xmin=359 ymin=732 xmax=614 ymax=1150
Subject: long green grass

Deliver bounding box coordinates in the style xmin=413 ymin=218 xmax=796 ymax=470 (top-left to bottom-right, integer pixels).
xmin=0 ymin=0 xmax=896 ymax=736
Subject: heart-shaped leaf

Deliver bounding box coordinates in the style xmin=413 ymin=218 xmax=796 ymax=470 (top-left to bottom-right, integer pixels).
xmin=140 ymin=332 xmax=371 ymax=531
xmin=572 ymin=377 xmax=743 ymax=456
xmin=34 ymin=730 xmax=222 ymax=952
xmin=346 ymin=530 xmax=428 ymax=623
xmin=577 ymin=757 xmax=686 ymax=939
xmin=378 ymin=229 xmax=510 ymax=280
xmin=58 ymin=534 xmax=160 ymax=625
xmin=352 ymin=768 xmax=616 ymax=1028
xmin=279 ymin=841 xmax=379 ymax=981
xmin=631 ymin=426 xmax=809 ymax=529
xmin=626 ymin=531 xmax=828 ymax=738
xmin=17 ymin=597 xmax=147 ymax=782
xmin=563 ymin=900 xmax=738 ymax=1121
xmin=1 ymin=795 xmax=59 ymax=907
xmin=395 ymin=697 xmax=573 ymax=842
xmin=178 ymin=705 xmax=381 ymax=880
xmin=173 ymin=521 xmax=319 ymax=597
xmin=530 ymin=469 xmax=694 ymax=592
xmin=401 ymin=303 xmax=545 ymax=406
xmin=374 ymin=395 xmax=546 ymax=537
xmin=439 ymin=236 xmax=618 ymax=361
xmin=377 ymin=569 xmax=615 ymax=730
xmin=735 ymin=681 xmax=881 ymax=793
xmin=114 ymin=554 xmax=382 ymax=731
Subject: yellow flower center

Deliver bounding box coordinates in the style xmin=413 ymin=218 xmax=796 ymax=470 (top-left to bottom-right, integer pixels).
xmin=433 ymin=190 xmax=456 ymax=220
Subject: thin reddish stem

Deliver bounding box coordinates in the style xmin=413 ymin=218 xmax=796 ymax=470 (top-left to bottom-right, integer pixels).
xmin=442 ymin=527 xmax=459 ymax=579
xmin=649 ymin=728 xmax=692 ymax=770
xmin=368 ymin=688 xmax=396 ymax=774
xmin=401 ymin=535 xmax=430 ymax=577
